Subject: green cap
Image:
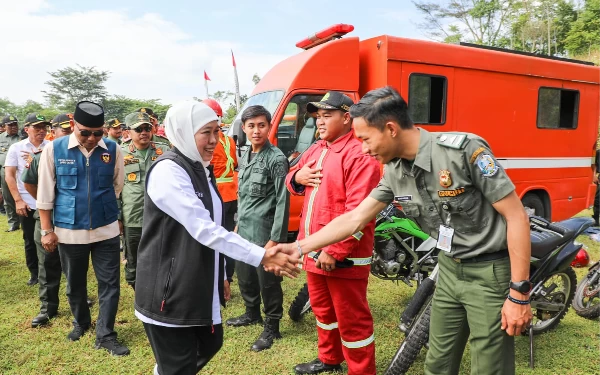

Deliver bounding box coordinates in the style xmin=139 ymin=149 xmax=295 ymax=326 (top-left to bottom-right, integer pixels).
xmin=125 ymin=112 xmax=152 ymax=129
xmin=105 ymin=118 xmax=122 ymax=128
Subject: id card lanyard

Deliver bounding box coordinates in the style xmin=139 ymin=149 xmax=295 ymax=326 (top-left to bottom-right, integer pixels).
xmin=437 ymin=203 xmax=454 ymax=253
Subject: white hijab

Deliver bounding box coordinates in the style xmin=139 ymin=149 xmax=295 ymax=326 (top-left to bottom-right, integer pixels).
xmin=164 ymin=101 xmax=218 ymax=167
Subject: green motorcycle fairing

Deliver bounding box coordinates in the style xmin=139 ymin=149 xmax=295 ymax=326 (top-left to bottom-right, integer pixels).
xmin=375 ymin=216 xmax=430 ymax=241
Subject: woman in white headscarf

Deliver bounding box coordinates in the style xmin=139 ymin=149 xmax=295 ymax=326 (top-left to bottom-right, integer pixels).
xmin=134 ymin=101 xmax=298 ymax=375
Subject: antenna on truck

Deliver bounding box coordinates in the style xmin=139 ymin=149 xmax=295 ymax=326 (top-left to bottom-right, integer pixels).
xmin=295 ymin=24 xmax=354 ymax=50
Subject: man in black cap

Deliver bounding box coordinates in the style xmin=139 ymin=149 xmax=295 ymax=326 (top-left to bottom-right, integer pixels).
xmin=22 ymin=113 xmax=73 ymax=327
xmin=37 ymin=101 xmax=129 ymax=356
xmin=0 ymin=115 xmax=22 ymax=231
xmin=5 ymin=114 xmax=51 ymax=286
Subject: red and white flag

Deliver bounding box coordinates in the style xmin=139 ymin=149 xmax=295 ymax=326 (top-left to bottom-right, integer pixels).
xmin=232 ymin=50 xmax=241 ymax=111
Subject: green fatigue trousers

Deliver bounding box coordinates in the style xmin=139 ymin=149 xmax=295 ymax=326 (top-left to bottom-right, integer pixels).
xmin=123 ymin=226 xmax=142 ymax=286
xmin=1 ymin=168 xmax=19 ymax=228
xmin=235 ymin=260 xmax=283 ymax=320
xmin=33 ymin=212 xmax=62 ymax=315
xmin=424 ymin=253 xmax=514 ymax=375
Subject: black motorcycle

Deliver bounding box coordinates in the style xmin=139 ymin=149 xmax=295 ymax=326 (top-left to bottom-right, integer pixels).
xmin=573 ymin=260 xmax=600 ymax=319
xmin=384 ymin=215 xmax=594 ymax=375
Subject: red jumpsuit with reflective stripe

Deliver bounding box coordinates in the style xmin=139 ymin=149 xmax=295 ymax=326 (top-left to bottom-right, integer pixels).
xmin=285 ymin=131 xmax=381 ymax=375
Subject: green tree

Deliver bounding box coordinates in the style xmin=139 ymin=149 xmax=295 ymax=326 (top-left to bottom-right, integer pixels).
xmin=564 ymin=0 xmax=600 ymax=57
xmin=103 ymin=96 xmax=171 ymax=123
xmin=413 ymin=0 xmax=515 ymax=46
xmin=252 ymin=74 xmax=261 ymax=85
xmin=43 ymin=65 xmax=110 ymax=110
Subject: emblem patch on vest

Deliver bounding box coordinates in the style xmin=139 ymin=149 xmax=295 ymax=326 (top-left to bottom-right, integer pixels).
xmin=155 ymin=148 xmax=163 ymax=156
xmin=439 ymin=170 xmax=452 ymax=188
xmin=438 ymin=187 xmax=465 ymax=197
xmin=101 ymin=152 xmax=111 ymax=164
xmin=127 ymin=172 xmax=137 ymax=182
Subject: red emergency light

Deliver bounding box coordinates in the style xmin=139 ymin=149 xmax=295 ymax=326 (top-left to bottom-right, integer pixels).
xmin=295 ymin=24 xmax=355 ymax=50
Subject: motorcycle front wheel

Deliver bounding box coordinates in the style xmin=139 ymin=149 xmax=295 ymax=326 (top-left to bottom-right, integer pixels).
xmin=384 ymin=295 xmax=433 ymax=375
xmin=572 ymin=265 xmax=600 ymax=319
xmin=529 ymin=267 xmax=577 ymax=334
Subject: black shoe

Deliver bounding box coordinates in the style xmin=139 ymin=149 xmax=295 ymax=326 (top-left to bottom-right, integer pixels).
xmin=128 ymin=282 xmax=135 ymax=291
xmin=251 ymin=318 xmax=282 ymax=352
xmin=5 ymin=224 xmax=19 ymax=232
xmin=87 ymin=297 xmax=94 ymax=308
xmin=294 ymin=359 xmax=342 ymax=375
xmin=95 ymin=338 xmax=130 ymax=356
xmin=27 ymin=277 xmax=38 ymax=286
xmin=67 ymin=325 xmax=89 ymax=341
xmin=0 ymin=209 xmax=6 ymax=215
xmin=226 ymin=311 xmax=263 ymax=327
xmin=31 ymin=312 xmax=56 ymax=328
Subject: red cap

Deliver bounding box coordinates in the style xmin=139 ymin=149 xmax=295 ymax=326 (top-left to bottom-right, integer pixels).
xmin=202 ymin=99 xmax=223 ymax=117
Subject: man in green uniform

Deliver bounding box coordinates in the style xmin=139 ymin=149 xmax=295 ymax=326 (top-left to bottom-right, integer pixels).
xmin=22 ymin=113 xmax=73 ymax=327
xmin=134 ymin=107 xmax=171 ymax=146
xmin=226 ymin=105 xmax=290 ymax=352
xmin=104 ymin=119 xmax=123 ymax=144
xmin=0 ymin=115 xmax=22 ymax=231
xmin=118 ymin=112 xmax=170 ymax=290
xmin=273 ymin=87 xmax=533 ymax=375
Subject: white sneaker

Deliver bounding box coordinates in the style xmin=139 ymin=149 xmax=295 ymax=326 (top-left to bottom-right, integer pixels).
xmin=153 ymin=364 xmax=159 ymax=375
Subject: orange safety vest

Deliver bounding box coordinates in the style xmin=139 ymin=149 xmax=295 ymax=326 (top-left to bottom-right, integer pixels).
xmin=211 ymin=131 xmax=238 ymax=203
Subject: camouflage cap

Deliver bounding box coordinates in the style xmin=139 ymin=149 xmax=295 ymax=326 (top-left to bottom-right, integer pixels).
xmin=125 ymin=112 xmax=152 ymax=129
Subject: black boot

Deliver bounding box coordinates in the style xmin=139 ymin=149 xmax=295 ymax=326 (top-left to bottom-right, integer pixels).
xmin=294 ymin=359 xmax=342 ymax=375
xmin=226 ymin=308 xmax=263 ymax=327
xmin=251 ymin=318 xmax=282 ymax=352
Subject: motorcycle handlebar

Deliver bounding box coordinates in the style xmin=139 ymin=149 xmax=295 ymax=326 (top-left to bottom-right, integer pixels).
xmin=529 ymin=216 xmax=566 ymax=236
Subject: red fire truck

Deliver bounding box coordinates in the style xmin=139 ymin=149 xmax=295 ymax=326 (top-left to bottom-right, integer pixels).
xmin=228 ymin=24 xmax=600 ymax=233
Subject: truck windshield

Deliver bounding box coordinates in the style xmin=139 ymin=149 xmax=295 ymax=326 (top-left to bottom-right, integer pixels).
xmin=226 ymin=90 xmax=284 ymax=138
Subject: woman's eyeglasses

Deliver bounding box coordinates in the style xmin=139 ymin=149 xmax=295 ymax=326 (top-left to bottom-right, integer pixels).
xmin=76 ymin=123 xmax=103 ymax=137
xmin=134 ymin=125 xmax=153 ymax=133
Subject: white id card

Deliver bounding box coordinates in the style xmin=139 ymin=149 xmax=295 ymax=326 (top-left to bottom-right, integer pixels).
xmin=436 ymin=225 xmax=454 ymax=252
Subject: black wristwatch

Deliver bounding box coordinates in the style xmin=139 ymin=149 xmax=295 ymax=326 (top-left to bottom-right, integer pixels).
xmin=509 ymin=280 xmax=533 ymax=295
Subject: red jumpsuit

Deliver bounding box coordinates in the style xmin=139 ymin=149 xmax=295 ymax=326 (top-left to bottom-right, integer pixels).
xmin=285 ymin=130 xmax=381 ymax=375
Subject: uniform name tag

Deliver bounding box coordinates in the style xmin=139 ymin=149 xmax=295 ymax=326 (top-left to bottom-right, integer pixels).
xmin=394 ymin=195 xmax=413 ymax=202
xmin=436 ymin=225 xmax=454 ymax=252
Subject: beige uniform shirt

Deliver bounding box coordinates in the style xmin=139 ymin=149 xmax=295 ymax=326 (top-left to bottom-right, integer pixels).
xmin=37 ymin=133 xmax=124 ymax=244
xmin=370 ymin=128 xmax=515 ymax=259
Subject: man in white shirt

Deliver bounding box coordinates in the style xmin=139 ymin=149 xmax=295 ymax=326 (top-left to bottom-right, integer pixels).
xmin=5 ymin=113 xmax=50 ymax=286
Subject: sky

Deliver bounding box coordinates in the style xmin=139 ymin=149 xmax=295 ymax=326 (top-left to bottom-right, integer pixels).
xmin=0 ymin=0 xmax=428 ymax=107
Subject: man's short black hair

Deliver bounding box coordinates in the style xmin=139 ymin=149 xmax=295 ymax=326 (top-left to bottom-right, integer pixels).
xmin=241 ymin=105 xmax=272 ymax=125
xmin=350 ymin=86 xmax=413 ymax=130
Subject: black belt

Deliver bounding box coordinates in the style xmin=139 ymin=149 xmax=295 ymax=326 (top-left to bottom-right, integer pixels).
xmin=450 ymin=249 xmax=509 ymax=264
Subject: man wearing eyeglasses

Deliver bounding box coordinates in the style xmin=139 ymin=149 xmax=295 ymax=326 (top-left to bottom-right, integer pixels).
xmin=134 ymin=107 xmax=171 ymax=147
xmin=0 ymin=115 xmax=22 ymax=231
xmin=118 ymin=112 xmax=169 ymax=290
xmin=5 ymin=114 xmax=50 ymax=286
xmin=36 ymin=101 xmax=129 ymax=356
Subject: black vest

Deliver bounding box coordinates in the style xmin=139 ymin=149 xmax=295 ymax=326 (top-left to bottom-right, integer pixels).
xmin=135 ymin=148 xmax=225 ymax=326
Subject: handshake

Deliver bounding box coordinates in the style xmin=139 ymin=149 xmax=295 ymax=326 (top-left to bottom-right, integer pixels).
xmin=261 ymin=243 xmax=301 ymax=278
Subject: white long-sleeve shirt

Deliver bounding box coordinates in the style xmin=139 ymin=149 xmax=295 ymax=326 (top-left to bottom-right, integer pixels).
xmin=135 ymin=159 xmax=265 ymax=327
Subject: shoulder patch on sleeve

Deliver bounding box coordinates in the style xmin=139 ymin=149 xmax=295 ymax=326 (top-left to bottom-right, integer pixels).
xmin=475 ymin=153 xmax=499 ymax=177
xmin=469 ymin=147 xmax=486 ymax=164
xmin=436 ymin=133 xmax=468 ymax=149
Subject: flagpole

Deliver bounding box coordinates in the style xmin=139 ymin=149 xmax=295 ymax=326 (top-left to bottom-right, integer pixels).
xmin=232 ymin=50 xmax=241 ymax=112
xmin=205 ymin=79 xmax=209 ymax=99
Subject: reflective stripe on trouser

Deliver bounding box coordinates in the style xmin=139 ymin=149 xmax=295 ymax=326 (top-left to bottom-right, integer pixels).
xmin=307 ymin=252 xmax=372 ymax=266
xmin=307 ymin=271 xmax=376 ymax=375
xmin=424 ymin=254 xmax=514 ymax=375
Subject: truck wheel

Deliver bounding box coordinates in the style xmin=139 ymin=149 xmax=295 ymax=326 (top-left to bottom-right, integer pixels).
xmin=522 ymin=193 xmax=546 ymax=219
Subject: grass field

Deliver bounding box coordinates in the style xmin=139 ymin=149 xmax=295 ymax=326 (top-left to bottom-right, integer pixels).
xmin=0 ymin=210 xmax=599 ymax=375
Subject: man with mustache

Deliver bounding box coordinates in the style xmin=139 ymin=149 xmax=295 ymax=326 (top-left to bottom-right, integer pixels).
xmin=118 ymin=112 xmax=170 ymax=290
